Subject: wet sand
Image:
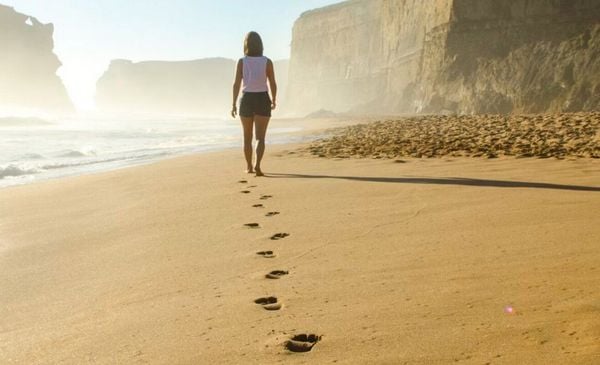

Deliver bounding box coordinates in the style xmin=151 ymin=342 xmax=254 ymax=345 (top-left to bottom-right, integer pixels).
xmin=1 ymin=116 xmax=599 ymax=364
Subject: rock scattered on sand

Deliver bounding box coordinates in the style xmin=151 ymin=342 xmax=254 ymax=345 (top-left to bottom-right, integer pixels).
xmin=304 ymin=113 xmax=599 ymax=159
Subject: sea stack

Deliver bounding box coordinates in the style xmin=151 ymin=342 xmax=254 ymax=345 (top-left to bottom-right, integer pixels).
xmin=0 ymin=4 xmax=73 ymax=115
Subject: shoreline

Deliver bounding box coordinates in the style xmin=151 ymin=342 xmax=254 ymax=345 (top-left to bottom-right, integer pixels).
xmin=0 ymin=116 xmax=354 ymax=190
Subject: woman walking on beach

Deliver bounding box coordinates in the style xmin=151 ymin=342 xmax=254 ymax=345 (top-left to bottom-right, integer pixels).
xmin=231 ymin=31 xmax=277 ymax=177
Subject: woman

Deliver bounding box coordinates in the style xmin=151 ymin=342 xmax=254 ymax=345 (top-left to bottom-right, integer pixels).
xmin=231 ymin=31 xmax=277 ymax=177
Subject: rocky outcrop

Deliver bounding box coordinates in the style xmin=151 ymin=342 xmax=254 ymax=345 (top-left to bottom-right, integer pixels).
xmin=0 ymin=5 xmax=73 ymax=115
xmin=287 ymin=0 xmax=600 ymax=115
xmin=96 ymin=58 xmax=288 ymax=117
xmin=305 ymin=112 xmax=600 ymax=159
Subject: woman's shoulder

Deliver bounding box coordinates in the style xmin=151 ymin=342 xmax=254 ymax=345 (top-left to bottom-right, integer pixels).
xmin=241 ymin=56 xmax=270 ymax=64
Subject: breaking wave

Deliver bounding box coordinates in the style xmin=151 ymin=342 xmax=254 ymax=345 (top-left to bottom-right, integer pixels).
xmin=0 ymin=164 xmax=39 ymax=179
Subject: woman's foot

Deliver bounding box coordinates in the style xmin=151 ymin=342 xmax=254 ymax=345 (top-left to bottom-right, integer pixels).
xmin=255 ymin=167 xmax=264 ymax=177
xmin=246 ymin=166 xmax=254 ymax=174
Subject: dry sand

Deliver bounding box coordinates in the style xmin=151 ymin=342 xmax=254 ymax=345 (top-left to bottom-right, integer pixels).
xmin=1 ymin=117 xmax=599 ymax=364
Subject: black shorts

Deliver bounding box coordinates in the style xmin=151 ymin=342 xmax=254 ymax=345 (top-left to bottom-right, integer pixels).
xmin=240 ymin=92 xmax=271 ymax=117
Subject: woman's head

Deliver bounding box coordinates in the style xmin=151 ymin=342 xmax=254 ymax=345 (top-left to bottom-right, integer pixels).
xmin=244 ymin=31 xmax=264 ymax=57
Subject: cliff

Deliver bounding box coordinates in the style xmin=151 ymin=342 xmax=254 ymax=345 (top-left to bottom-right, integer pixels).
xmin=287 ymin=0 xmax=600 ymax=115
xmin=0 ymin=5 xmax=73 ymax=115
xmin=96 ymin=58 xmax=288 ymax=117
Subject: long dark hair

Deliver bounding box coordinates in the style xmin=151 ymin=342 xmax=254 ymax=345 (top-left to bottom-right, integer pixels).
xmin=244 ymin=31 xmax=264 ymax=57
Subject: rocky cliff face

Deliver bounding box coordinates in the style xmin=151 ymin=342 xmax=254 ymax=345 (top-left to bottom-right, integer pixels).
xmin=420 ymin=0 xmax=600 ymax=114
xmin=0 ymin=5 xmax=73 ymax=115
xmin=287 ymin=0 xmax=600 ymax=115
xmin=96 ymin=58 xmax=288 ymax=117
xmin=287 ymin=0 xmax=389 ymax=114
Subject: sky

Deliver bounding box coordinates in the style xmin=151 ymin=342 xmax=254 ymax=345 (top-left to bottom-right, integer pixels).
xmin=2 ymin=0 xmax=340 ymax=110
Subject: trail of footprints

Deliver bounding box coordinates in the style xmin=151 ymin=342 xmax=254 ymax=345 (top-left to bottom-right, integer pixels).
xmin=237 ymin=179 xmax=321 ymax=353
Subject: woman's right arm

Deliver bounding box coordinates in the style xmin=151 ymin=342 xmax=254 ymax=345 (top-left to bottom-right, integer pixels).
xmin=231 ymin=59 xmax=243 ymax=118
xmin=266 ymin=59 xmax=277 ymax=110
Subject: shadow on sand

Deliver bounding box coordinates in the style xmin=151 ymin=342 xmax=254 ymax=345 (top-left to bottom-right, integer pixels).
xmin=266 ymin=173 xmax=600 ymax=192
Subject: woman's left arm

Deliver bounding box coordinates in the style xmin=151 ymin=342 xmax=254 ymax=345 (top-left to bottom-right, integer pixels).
xmin=266 ymin=59 xmax=277 ymax=110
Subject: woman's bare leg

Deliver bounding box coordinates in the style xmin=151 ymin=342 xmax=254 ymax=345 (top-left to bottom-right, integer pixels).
xmin=253 ymin=115 xmax=270 ymax=176
xmin=240 ymin=116 xmax=254 ymax=173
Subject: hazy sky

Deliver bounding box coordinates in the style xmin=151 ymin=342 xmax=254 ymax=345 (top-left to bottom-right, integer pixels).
xmin=3 ymin=0 xmax=340 ymax=110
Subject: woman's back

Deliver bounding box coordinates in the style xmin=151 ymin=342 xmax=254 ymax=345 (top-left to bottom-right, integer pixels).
xmin=242 ymin=56 xmax=268 ymax=93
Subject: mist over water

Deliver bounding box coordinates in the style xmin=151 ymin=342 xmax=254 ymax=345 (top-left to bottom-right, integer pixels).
xmin=0 ymin=117 xmax=304 ymax=188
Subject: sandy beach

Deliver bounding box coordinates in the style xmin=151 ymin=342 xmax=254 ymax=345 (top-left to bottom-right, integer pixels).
xmin=1 ymin=116 xmax=599 ymax=364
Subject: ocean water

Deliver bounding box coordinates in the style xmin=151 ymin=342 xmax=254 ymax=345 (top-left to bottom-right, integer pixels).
xmin=0 ymin=117 xmax=305 ymax=188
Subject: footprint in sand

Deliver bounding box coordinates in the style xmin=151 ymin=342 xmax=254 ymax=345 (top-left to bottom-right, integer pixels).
xmin=265 ymin=212 xmax=280 ymax=217
xmin=254 ymin=296 xmax=282 ymax=311
xmin=244 ymin=223 xmax=261 ymax=229
xmin=247 ymin=185 xmax=258 ymax=188
xmin=238 ymin=180 xmax=248 ymax=184
xmin=265 ymin=270 xmax=288 ymax=279
xmin=270 ymin=233 xmax=289 ymax=240
xmin=241 ymin=190 xmax=251 ymax=194
xmin=285 ymin=334 xmax=321 ymax=353
xmin=260 ymin=195 xmax=273 ymax=200
xmin=256 ymin=251 xmax=276 ymax=258
xmin=253 ymin=204 xmax=264 ymax=208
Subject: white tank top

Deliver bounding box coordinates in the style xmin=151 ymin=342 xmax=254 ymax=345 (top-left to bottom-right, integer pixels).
xmin=242 ymin=56 xmax=269 ymax=93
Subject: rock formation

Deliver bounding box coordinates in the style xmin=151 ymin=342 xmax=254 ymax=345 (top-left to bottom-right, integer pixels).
xmin=0 ymin=5 xmax=73 ymax=115
xmin=305 ymin=112 xmax=600 ymax=159
xmin=287 ymin=0 xmax=600 ymax=115
xmin=96 ymin=58 xmax=288 ymax=117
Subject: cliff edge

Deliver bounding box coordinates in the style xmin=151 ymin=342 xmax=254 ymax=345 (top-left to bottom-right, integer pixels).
xmin=0 ymin=5 xmax=73 ymax=115
xmin=287 ymin=0 xmax=600 ymax=115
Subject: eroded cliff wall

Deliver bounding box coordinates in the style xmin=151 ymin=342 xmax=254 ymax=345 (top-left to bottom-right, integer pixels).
xmin=96 ymin=58 xmax=288 ymax=117
xmin=287 ymin=0 xmax=453 ymax=114
xmin=0 ymin=5 xmax=73 ymax=115
xmin=287 ymin=0 xmax=600 ymax=115
xmin=287 ymin=0 xmax=385 ymax=114
xmin=419 ymin=0 xmax=600 ymax=114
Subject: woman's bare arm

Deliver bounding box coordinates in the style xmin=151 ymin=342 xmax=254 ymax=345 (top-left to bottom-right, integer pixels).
xmin=231 ymin=59 xmax=243 ymax=118
xmin=266 ymin=59 xmax=277 ymax=110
